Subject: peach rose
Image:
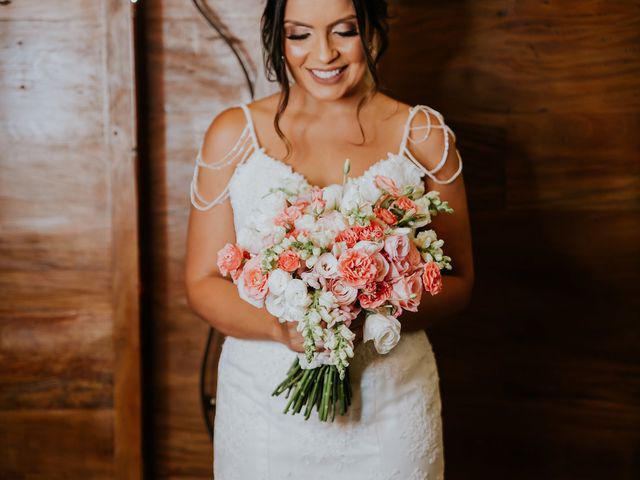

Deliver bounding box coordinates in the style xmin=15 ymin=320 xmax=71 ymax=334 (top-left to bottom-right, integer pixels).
xmin=328 ymin=278 xmax=358 ymax=305
xmin=422 ymin=261 xmax=443 ymax=295
xmin=241 ymin=256 xmax=269 ymax=301
xmin=217 ymin=243 xmax=243 ymax=277
xmin=358 ymin=281 xmax=392 ymax=309
xmin=337 ymin=248 xmax=377 ymax=288
xmin=374 ymin=175 xmax=400 ymax=196
xmin=391 ymin=270 xmax=423 ymax=312
xmin=391 ymin=196 xmax=417 ymax=214
xmin=277 ymin=250 xmax=300 ymax=272
xmin=375 ymin=207 xmax=398 ymax=226
xmin=384 ymin=234 xmax=410 ymax=261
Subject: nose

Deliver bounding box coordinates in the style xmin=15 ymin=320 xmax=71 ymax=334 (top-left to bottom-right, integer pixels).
xmin=315 ymin=34 xmax=338 ymax=64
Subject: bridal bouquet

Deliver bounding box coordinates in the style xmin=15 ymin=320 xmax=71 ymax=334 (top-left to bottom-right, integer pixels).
xmin=216 ymin=161 xmax=453 ymax=421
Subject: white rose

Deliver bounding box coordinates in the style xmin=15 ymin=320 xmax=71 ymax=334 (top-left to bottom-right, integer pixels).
xmin=267 ymin=269 xmax=291 ymax=296
xmin=265 ymin=292 xmax=286 ymax=319
xmin=363 ymin=313 xmax=402 ymax=354
xmin=314 ymin=252 xmax=339 ymax=278
xmin=322 ymin=184 xmax=343 ymax=210
xmin=284 ymin=278 xmax=311 ymax=308
xmin=357 ymin=180 xmax=381 ymax=203
xmin=294 ymin=213 xmax=316 ymax=232
xmin=282 ymin=305 xmax=306 ymax=322
xmin=339 ymin=182 xmax=362 ymax=212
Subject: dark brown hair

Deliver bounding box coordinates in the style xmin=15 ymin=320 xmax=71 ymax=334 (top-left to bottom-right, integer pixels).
xmin=261 ymin=0 xmax=390 ymax=160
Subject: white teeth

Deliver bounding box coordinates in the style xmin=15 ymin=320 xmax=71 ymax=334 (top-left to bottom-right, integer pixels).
xmin=311 ymin=67 xmax=344 ymax=79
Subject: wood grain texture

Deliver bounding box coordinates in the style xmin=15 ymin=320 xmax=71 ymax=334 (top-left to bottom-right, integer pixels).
xmin=142 ymin=0 xmax=639 ymax=478
xmin=0 ymin=0 xmax=140 ymax=478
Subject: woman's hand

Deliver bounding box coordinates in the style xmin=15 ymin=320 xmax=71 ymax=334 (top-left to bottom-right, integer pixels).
xmin=273 ymin=313 xmax=367 ymax=353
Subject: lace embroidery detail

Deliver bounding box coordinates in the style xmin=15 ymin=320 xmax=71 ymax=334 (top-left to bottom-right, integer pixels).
xmin=399 ymin=105 xmax=463 ymax=185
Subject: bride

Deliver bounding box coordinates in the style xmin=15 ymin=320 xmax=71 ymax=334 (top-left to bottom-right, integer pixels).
xmin=185 ymin=0 xmax=474 ymax=478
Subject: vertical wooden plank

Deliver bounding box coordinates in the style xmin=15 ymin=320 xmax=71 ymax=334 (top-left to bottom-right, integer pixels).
xmin=105 ymin=0 xmax=142 ymax=478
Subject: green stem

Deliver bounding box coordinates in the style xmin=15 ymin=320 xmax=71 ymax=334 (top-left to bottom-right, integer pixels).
xmin=305 ymin=367 xmax=323 ymax=420
xmin=293 ymin=367 xmax=316 ymax=414
xmin=283 ymin=368 xmax=310 ymax=414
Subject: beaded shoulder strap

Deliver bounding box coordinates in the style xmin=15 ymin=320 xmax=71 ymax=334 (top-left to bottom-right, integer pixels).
xmin=189 ymin=104 xmax=258 ymax=211
xmin=398 ymin=105 xmax=463 ymax=185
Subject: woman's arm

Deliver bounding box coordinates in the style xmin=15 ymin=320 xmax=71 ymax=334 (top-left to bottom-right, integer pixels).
xmin=400 ymin=108 xmax=475 ymax=331
xmin=184 ymin=106 xmax=282 ymax=342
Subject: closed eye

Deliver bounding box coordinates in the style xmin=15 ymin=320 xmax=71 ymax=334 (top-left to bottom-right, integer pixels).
xmin=286 ymin=33 xmax=310 ymax=41
xmin=335 ymin=29 xmax=358 ymax=37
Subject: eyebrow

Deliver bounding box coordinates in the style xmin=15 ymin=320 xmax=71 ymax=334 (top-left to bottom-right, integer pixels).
xmin=284 ymin=15 xmax=358 ymax=29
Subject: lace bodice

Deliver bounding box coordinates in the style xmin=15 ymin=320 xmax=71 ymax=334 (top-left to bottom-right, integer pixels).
xmin=189 ymin=103 xmax=463 ymax=217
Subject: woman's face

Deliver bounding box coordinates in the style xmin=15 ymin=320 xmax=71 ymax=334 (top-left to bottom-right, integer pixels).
xmin=283 ymin=0 xmax=368 ymax=102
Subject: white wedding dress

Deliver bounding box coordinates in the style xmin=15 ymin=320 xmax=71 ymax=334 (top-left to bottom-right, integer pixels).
xmin=190 ymin=102 xmax=463 ymax=480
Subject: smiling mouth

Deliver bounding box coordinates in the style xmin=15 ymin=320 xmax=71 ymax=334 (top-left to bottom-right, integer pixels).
xmin=308 ymin=65 xmax=348 ymax=79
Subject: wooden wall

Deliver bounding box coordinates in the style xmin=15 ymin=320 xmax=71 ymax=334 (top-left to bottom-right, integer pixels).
xmin=143 ymin=0 xmax=639 ymax=478
xmin=0 ymin=1 xmax=141 ymax=478
xmin=380 ymin=1 xmax=640 ymax=478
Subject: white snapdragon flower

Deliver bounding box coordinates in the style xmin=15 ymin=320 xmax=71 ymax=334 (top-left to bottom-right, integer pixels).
xmin=318 ymin=290 xmax=338 ymax=309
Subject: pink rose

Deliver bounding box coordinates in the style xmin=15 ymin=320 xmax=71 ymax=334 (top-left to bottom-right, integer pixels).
xmin=372 ymin=252 xmax=390 ymax=281
xmin=375 ymin=207 xmax=398 ymax=226
xmin=241 ymin=256 xmax=269 ymax=300
xmin=337 ymin=248 xmax=377 ymax=288
xmin=328 ymin=278 xmax=358 ymax=305
xmin=388 ymin=258 xmax=413 ymax=279
xmin=407 ymin=240 xmax=423 ymax=269
xmin=274 ymin=204 xmax=306 ymax=228
xmin=422 ymin=261 xmax=443 ymax=295
xmin=217 ymin=243 xmax=243 ymax=277
xmin=358 ymin=281 xmax=392 ymax=309
xmin=391 ymin=196 xmax=417 ymax=214
xmin=374 ymin=175 xmax=400 ymax=196
xmin=277 ymin=250 xmax=300 ymax=272
xmin=391 ymin=271 xmax=423 ymax=312
xmin=384 ymin=234 xmax=410 ymax=262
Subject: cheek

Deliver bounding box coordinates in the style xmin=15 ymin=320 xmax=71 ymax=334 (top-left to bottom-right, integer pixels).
xmin=341 ymin=40 xmax=366 ymax=63
xmin=284 ymin=43 xmax=309 ymax=64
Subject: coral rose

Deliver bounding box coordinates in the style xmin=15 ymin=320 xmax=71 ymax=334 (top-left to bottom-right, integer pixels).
xmin=392 ymin=196 xmax=417 ymax=214
xmin=241 ymin=256 xmax=269 ymax=301
xmin=358 ymin=281 xmax=392 ymax=309
xmin=337 ymin=248 xmax=377 ymax=288
xmin=217 ymin=243 xmax=243 ymax=277
xmin=422 ymin=261 xmax=443 ymax=295
xmin=277 ymin=250 xmax=300 ymax=272
xmin=375 ymin=207 xmax=398 ymax=226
